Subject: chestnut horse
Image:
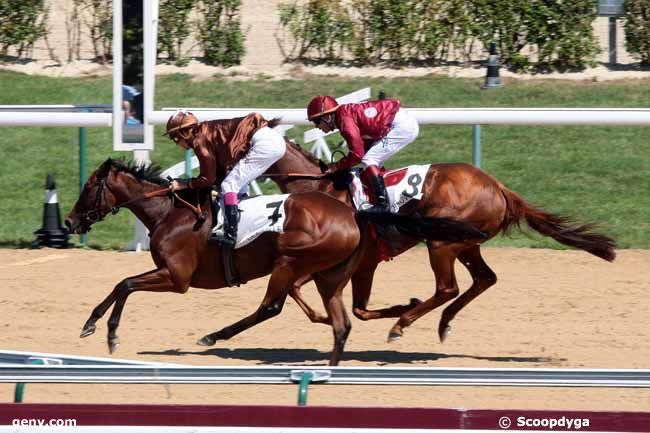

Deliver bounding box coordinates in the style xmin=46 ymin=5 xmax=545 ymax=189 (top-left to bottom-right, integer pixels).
xmin=265 ymin=140 xmax=617 ymax=342
xmin=65 ymin=158 xmax=482 ymax=365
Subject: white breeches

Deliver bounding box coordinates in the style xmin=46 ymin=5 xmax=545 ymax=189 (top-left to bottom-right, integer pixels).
xmin=221 ymin=126 xmax=286 ymax=195
xmin=361 ymin=109 xmax=419 ymax=168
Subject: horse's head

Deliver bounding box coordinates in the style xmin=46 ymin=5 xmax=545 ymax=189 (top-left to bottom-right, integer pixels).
xmin=65 ymin=159 xmax=122 ymax=234
xmin=65 ymin=158 xmax=168 ymax=234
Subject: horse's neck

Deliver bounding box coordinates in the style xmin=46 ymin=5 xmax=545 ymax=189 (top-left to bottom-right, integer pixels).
xmin=271 ymin=141 xmax=328 ymax=194
xmin=113 ymin=178 xmax=171 ymax=232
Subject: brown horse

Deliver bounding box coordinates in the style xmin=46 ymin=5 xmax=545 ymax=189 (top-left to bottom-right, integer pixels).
xmin=265 ymin=139 xmax=617 ymax=342
xmin=65 ymin=158 xmax=482 ymax=365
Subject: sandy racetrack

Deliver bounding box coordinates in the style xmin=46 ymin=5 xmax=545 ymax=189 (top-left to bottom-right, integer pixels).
xmin=1 ymin=246 xmax=649 ymax=410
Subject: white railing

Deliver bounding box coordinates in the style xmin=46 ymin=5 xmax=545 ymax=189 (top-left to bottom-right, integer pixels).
xmin=2 ymin=365 xmax=650 ymax=387
xmin=0 ymin=112 xmax=112 ymax=127
xmin=148 ymin=107 xmax=650 ymax=127
xmin=3 ymin=107 xmax=650 ymax=128
xmin=0 ymin=350 xmax=176 ymax=367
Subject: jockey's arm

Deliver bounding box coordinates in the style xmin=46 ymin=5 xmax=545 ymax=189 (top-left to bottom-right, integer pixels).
xmin=189 ymin=137 xmax=217 ymax=188
xmin=334 ymin=116 xmax=364 ymax=171
xmin=174 ymin=136 xmax=217 ymax=190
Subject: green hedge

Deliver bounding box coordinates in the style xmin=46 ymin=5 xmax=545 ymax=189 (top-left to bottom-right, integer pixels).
xmin=158 ymin=0 xmax=245 ymax=67
xmin=625 ymin=0 xmax=650 ymax=66
xmin=278 ymin=0 xmax=603 ymax=71
xmin=0 ymin=0 xmax=244 ymax=67
xmin=0 ymin=0 xmax=48 ymax=57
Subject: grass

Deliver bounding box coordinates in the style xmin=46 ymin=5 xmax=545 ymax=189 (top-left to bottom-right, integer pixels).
xmin=0 ymin=70 xmax=648 ymax=249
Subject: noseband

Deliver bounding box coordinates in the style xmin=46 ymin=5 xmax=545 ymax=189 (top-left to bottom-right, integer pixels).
xmin=80 ymin=178 xmax=119 ymax=227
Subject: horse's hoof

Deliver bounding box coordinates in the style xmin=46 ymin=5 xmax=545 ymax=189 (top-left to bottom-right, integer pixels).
xmin=108 ymin=338 xmax=120 ymax=354
xmin=80 ymin=324 xmax=96 ymax=338
xmin=439 ymin=324 xmax=451 ymax=343
xmin=387 ymin=330 xmax=402 ymax=343
xmin=197 ymin=335 xmax=216 ymax=346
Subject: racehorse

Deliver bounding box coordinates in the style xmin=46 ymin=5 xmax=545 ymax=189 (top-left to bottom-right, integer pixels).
xmin=65 ymin=158 xmax=483 ymax=365
xmin=265 ymin=139 xmax=617 ymax=342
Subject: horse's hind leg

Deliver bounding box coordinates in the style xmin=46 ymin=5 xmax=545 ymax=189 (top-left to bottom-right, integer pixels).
xmin=438 ymin=245 xmax=497 ymax=342
xmin=313 ymin=274 xmax=351 ymax=366
xmin=197 ymin=258 xmax=294 ymax=345
xmin=387 ymin=243 xmax=460 ymax=342
xmin=289 ymin=275 xmax=331 ymax=325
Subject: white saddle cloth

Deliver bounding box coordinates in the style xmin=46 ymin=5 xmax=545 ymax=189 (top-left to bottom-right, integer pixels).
xmin=212 ymin=194 xmax=290 ymax=248
xmin=350 ymin=164 xmax=430 ymax=212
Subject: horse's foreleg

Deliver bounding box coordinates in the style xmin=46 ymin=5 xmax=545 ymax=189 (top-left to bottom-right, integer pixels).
xmin=438 ymin=245 xmax=497 ymax=342
xmin=387 ymin=244 xmax=459 ymax=342
xmin=197 ymin=260 xmax=294 ymax=345
xmin=350 ymin=257 xmax=421 ymax=321
xmin=104 ymin=267 xmax=184 ymax=354
xmin=289 ymin=275 xmax=331 ymax=325
xmin=80 ymin=291 xmax=118 ymax=338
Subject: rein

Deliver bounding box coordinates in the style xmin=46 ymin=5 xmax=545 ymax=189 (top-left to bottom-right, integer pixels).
xmin=264 ymin=172 xmax=327 ymax=179
xmin=112 ymin=188 xmax=170 ymax=211
xmin=115 ymin=187 xmax=207 ymax=222
xmin=81 ymin=180 xmax=206 ymax=227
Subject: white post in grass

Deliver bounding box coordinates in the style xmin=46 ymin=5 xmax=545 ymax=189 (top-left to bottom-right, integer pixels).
xmin=124 ymin=150 xmax=151 ymax=252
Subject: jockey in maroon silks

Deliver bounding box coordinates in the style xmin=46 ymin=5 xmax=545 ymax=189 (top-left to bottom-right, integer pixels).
xmin=307 ymin=95 xmax=419 ymax=213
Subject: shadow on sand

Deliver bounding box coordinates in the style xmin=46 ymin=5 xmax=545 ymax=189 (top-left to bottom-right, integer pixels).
xmin=139 ymin=347 xmax=565 ymax=366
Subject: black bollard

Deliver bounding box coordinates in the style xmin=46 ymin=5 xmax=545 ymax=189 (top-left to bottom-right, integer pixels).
xmin=32 ymin=173 xmax=70 ymax=249
xmin=482 ymin=42 xmax=502 ymax=89
xmin=378 ymin=90 xmax=386 ymax=100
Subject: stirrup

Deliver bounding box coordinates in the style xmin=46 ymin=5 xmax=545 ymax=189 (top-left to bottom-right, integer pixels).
xmin=211 ymin=232 xmax=236 ymax=247
xmin=361 ymin=201 xmax=390 ymax=214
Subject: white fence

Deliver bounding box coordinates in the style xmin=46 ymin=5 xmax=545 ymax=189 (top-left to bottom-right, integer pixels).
xmin=148 ymin=108 xmax=650 ymax=126
xmin=5 ymin=108 xmax=650 ymax=127
xmin=2 ymin=364 xmax=650 ymax=387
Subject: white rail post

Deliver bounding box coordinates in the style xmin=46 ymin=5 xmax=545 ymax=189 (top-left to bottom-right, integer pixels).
xmin=124 ymin=150 xmax=151 ymax=252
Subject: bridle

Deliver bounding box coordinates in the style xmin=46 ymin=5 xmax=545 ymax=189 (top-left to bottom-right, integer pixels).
xmin=79 ymin=173 xmax=206 ymax=230
xmin=79 ymin=178 xmax=119 ymax=227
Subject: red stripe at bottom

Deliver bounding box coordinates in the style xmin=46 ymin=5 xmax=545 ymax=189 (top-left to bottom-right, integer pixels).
xmin=0 ymin=404 xmax=649 ymax=431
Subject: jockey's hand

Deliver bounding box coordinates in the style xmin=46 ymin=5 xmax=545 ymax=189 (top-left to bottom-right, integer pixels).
xmin=318 ymin=159 xmax=329 ymax=173
xmin=170 ymin=179 xmax=186 ymax=192
xmin=323 ymin=162 xmax=339 ymax=176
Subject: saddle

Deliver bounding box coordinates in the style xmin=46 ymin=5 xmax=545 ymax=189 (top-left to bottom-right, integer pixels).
xmin=351 ymin=165 xmax=431 ymax=261
xmin=210 ymin=193 xmax=290 ymax=287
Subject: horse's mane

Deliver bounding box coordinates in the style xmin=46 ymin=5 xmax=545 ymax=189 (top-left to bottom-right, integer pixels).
xmin=284 ymin=136 xmax=321 ymax=167
xmin=104 ymin=158 xmax=169 ymax=186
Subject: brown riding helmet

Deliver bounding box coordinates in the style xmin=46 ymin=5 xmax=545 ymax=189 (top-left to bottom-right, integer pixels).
xmin=164 ymin=111 xmax=199 ymax=140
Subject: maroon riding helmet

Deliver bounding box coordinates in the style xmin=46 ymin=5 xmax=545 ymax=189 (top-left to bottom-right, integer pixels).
xmin=307 ymin=95 xmax=339 ymax=122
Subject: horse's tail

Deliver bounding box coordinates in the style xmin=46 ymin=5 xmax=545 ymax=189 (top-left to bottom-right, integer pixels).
xmin=498 ymin=186 xmax=616 ymax=262
xmin=356 ymin=212 xmax=488 ymax=243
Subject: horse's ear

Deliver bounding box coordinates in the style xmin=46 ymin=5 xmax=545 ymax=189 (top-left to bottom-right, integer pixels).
xmin=97 ymin=158 xmax=114 ymax=178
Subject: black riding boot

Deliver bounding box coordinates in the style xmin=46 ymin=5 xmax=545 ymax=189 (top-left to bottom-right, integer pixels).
xmin=212 ymin=204 xmax=239 ymax=247
xmin=364 ymin=174 xmax=390 ymax=213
